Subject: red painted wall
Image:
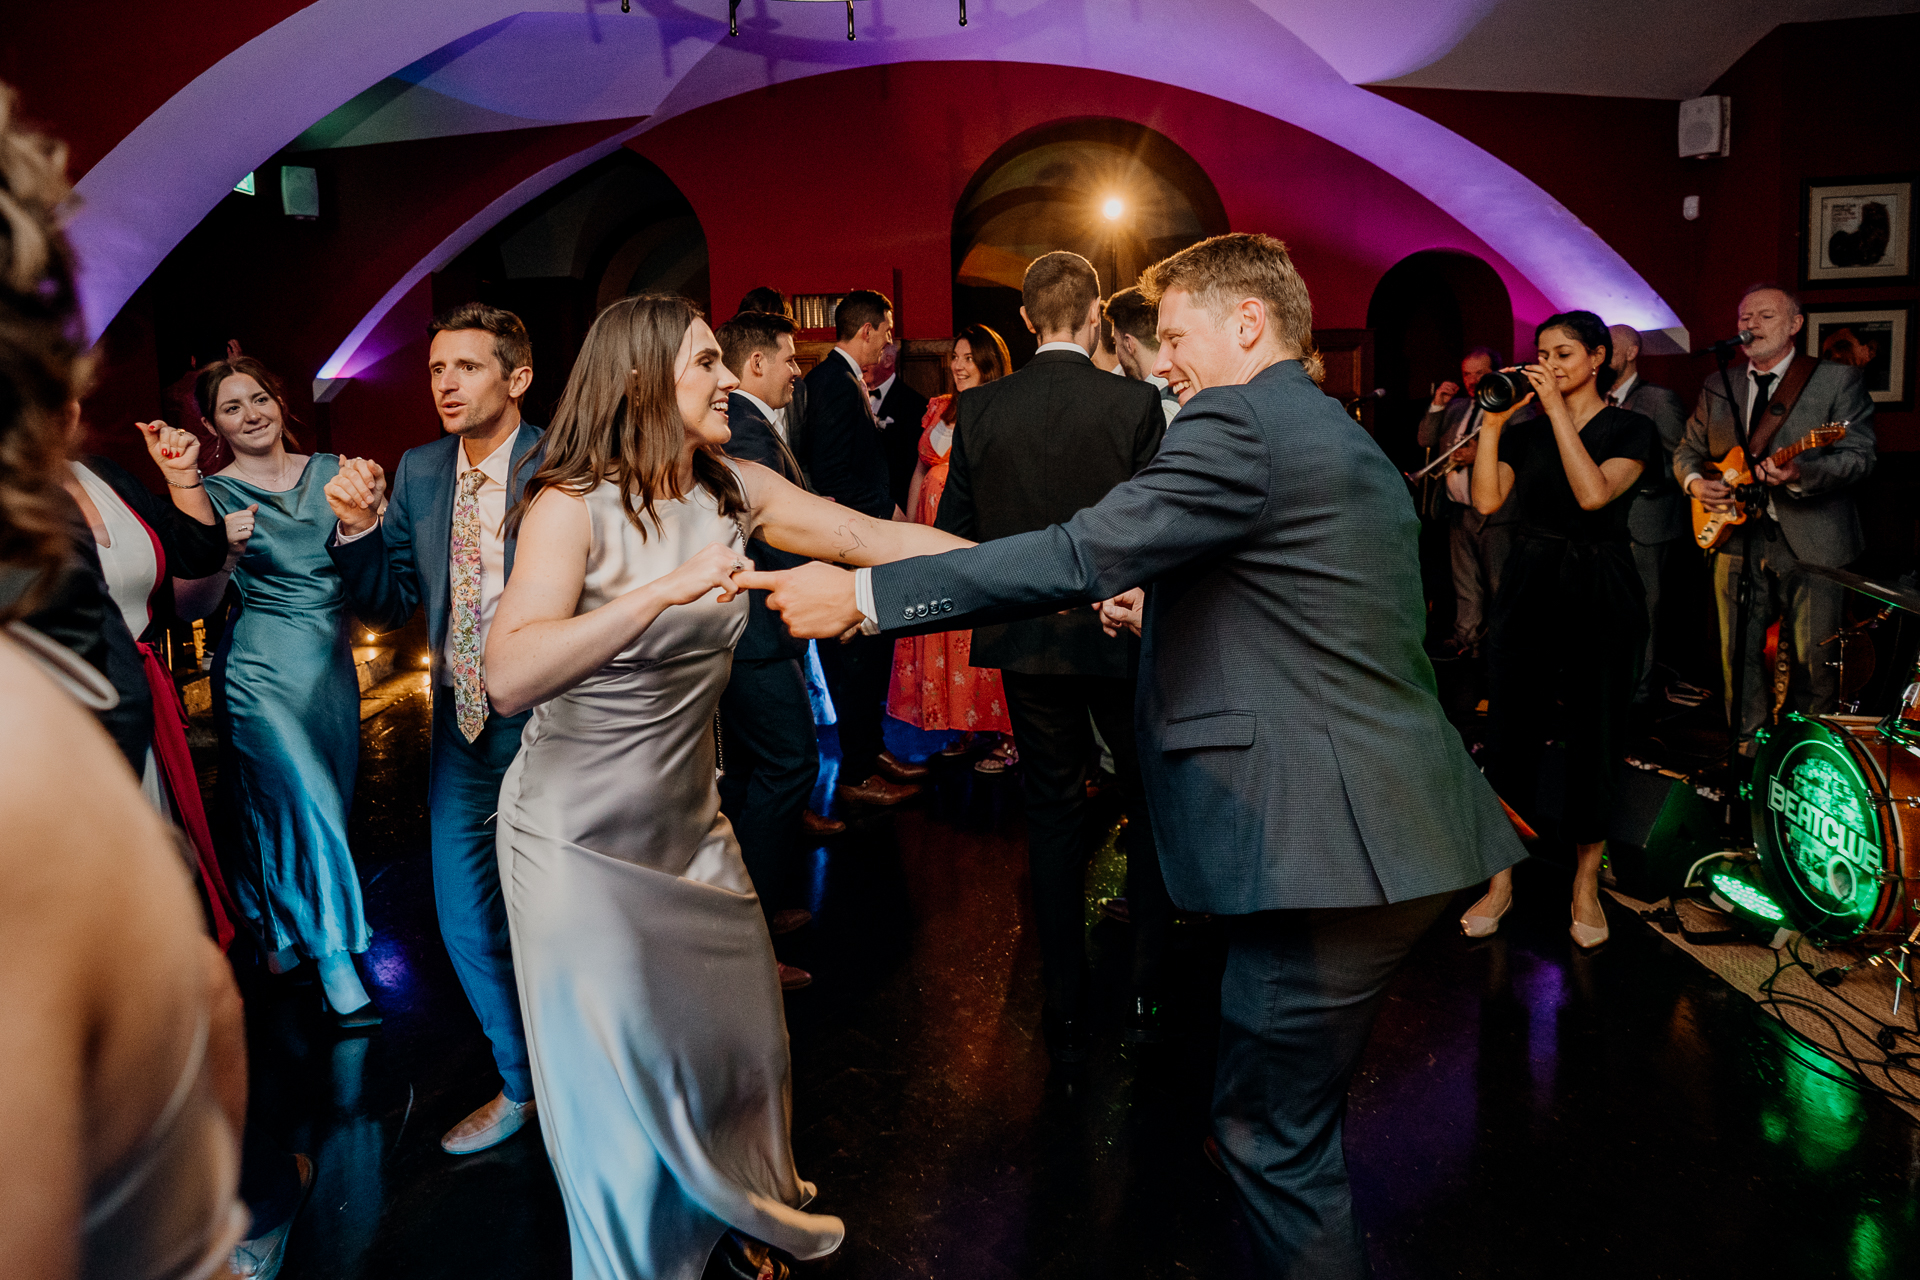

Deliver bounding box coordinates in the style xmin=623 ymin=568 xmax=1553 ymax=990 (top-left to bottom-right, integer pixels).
xmin=4 ymin=2 xmax=306 ymax=179
xmin=628 ymin=62 xmax=1558 ymax=362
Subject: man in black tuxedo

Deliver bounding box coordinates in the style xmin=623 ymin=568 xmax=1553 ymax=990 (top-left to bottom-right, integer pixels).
xmin=715 ymin=311 xmax=831 ymax=992
xmin=867 ymin=340 xmax=931 ymax=513
xmin=796 ymin=289 xmax=924 ymax=807
xmin=934 ymin=250 xmax=1171 ymax=1059
xmin=743 ymin=234 xmax=1525 ymax=1277
xmin=1606 ymin=324 xmax=1689 ymax=702
xmin=737 ymin=287 xmax=811 ymax=476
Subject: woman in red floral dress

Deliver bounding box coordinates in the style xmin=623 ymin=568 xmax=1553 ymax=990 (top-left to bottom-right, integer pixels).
xmin=886 ymin=325 xmax=1017 ymax=771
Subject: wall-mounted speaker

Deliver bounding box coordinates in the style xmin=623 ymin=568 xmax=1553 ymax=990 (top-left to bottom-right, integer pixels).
xmin=1678 ymin=96 xmax=1731 ymax=159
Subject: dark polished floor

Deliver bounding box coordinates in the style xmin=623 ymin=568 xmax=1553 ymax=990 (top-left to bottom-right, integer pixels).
xmin=231 ymin=659 xmax=1920 ymax=1280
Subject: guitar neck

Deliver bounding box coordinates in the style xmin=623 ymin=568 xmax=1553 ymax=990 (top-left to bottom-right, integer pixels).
xmin=1766 ymin=424 xmax=1846 ymax=466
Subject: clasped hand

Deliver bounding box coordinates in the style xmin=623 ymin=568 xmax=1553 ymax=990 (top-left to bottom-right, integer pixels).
xmin=1094 ymin=588 xmax=1144 ymax=638
xmin=323 ymin=458 xmax=389 ymax=534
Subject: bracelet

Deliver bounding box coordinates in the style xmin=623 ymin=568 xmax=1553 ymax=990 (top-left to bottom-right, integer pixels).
xmin=166 ymin=476 xmax=204 ymax=490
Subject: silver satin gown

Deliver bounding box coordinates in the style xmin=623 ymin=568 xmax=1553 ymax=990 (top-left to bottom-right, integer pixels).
xmin=497 ymin=475 xmax=845 ymax=1279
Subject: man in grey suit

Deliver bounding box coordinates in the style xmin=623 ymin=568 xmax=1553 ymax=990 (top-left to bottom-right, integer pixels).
xmin=742 ymin=234 xmax=1525 ymax=1277
xmin=1417 ymin=348 xmax=1521 ymax=661
xmin=1674 ymin=286 xmax=1876 ymax=746
xmin=1607 ymin=325 xmax=1690 ymax=701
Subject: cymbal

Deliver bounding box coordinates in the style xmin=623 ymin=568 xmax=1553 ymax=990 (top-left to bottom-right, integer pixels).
xmin=1793 ymin=563 xmax=1920 ymax=616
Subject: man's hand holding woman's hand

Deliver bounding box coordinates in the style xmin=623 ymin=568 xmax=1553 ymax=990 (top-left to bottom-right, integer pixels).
xmin=656 ymin=542 xmax=747 ymax=608
xmin=1094 ymin=588 xmax=1144 ymax=638
xmin=323 ymin=458 xmax=388 ymax=536
xmin=733 ymin=561 xmax=864 ymax=638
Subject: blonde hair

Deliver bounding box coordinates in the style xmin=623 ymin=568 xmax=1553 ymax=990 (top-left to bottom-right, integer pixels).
xmin=510 ymin=294 xmax=744 ymax=539
xmin=0 ymin=83 xmax=86 ymax=619
xmin=1140 ymin=233 xmax=1323 ymax=385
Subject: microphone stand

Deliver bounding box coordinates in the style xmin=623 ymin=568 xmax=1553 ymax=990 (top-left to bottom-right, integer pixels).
xmin=1712 ymin=341 xmax=1760 ymax=793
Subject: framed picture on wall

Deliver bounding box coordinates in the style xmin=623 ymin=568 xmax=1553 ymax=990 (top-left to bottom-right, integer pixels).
xmin=1802 ymin=175 xmax=1912 ymax=286
xmin=1804 ymin=303 xmax=1911 ymax=409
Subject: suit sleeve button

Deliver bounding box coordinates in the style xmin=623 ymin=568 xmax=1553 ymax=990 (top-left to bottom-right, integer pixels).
xmin=902 ymin=606 xmax=914 ymax=620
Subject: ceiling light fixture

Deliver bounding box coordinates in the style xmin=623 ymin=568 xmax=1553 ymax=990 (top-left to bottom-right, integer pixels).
xmin=619 ymin=0 xmax=970 ymax=42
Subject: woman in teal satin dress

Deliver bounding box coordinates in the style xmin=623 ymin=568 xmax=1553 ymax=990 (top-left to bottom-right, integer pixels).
xmin=180 ymin=357 xmax=376 ymax=1024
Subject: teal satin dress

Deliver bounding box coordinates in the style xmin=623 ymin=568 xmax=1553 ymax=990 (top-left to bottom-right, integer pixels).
xmin=205 ymin=455 xmax=369 ymax=960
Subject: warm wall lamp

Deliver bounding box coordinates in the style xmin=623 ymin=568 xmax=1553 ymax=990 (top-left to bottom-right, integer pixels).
xmin=621 ymin=0 xmax=969 ymax=41
xmin=1101 ymin=196 xmax=1124 ymax=221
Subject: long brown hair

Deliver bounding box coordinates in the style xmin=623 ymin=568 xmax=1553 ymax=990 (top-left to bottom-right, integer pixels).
xmin=941 ymin=323 xmax=1011 ymax=424
xmin=0 ymin=84 xmax=86 ymax=620
xmin=193 ymin=355 xmax=303 ymax=467
xmin=510 ymin=294 xmax=745 ymax=539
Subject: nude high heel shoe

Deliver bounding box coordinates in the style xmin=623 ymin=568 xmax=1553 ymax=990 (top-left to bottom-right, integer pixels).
xmin=1461 ymin=891 xmax=1510 ymax=938
xmin=1569 ymin=905 xmax=1610 ymax=949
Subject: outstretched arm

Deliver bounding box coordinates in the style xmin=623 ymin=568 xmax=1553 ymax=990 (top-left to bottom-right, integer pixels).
xmin=484 ymin=488 xmax=745 ymax=716
xmin=741 ymin=460 xmax=970 ymax=567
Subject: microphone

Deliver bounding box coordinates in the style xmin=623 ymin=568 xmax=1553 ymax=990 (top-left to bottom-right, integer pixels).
xmin=1703 ymin=330 xmax=1754 ymax=355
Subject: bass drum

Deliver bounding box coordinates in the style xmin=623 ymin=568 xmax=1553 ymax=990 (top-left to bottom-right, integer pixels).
xmin=1750 ymin=714 xmax=1920 ymax=942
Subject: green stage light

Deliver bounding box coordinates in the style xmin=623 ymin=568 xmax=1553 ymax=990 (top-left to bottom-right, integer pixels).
xmin=1711 ymin=870 xmax=1786 ymax=923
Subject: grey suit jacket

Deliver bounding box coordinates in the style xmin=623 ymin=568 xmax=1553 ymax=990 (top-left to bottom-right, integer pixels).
xmin=327 ymin=426 xmax=545 ymax=689
xmin=1617 ymin=377 xmax=1689 ymax=546
xmin=1672 ymin=356 xmax=1876 ymax=566
xmin=873 ymin=361 xmax=1526 ymax=915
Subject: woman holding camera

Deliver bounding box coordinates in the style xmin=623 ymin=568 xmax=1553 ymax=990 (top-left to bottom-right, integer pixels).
xmin=1463 ymin=311 xmax=1658 ymax=948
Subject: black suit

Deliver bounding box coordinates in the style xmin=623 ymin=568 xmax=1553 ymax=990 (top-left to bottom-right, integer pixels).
xmin=799 ymin=350 xmax=894 ymax=785
xmin=720 ymin=393 xmax=818 ymax=918
xmin=873 ymin=374 xmax=930 ymax=512
xmin=937 ymin=347 xmax=1171 ymax=1022
xmin=873 ymin=360 xmax=1524 ymax=1276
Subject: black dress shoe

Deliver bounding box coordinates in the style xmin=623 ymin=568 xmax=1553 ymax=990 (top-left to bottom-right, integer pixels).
xmin=1121 ymin=996 xmax=1164 ymax=1046
xmin=320 ymin=992 xmax=382 ymax=1033
xmin=876 ymin=750 xmax=930 ymax=783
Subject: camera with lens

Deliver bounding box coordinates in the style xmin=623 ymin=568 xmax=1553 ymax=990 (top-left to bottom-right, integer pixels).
xmin=1475 ymin=369 xmax=1534 ymax=413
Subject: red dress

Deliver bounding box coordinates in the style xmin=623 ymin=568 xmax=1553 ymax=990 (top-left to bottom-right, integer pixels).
xmin=887 ymin=397 xmax=1012 ymax=733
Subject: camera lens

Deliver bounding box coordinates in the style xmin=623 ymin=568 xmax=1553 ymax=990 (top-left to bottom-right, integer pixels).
xmin=1475 ymin=370 xmax=1531 ymax=413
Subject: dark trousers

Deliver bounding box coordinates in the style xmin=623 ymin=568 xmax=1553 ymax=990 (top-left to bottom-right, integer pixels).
xmin=1629 ymin=537 xmax=1673 ymax=698
xmin=817 ymin=631 xmax=892 ymax=786
xmin=428 ymin=693 xmax=533 ymax=1103
xmin=1000 ymin=671 xmax=1170 ymax=1013
xmin=719 ymin=656 xmax=819 ymax=919
xmin=1712 ymin=523 xmax=1845 ymax=739
xmin=1214 ymin=892 xmax=1450 ymax=1279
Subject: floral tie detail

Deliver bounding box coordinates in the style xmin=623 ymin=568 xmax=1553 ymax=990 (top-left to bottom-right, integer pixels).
xmin=450 ymin=467 xmax=488 ymax=742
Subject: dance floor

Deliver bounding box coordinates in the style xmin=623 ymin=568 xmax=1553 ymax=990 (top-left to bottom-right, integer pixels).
xmin=228 ymin=652 xmax=1919 ymax=1279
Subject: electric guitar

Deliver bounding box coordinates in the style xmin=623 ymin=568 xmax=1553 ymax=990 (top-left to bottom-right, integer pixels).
xmin=1691 ymin=421 xmax=1848 ymax=551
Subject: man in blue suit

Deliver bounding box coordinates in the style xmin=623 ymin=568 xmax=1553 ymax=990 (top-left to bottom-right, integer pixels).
xmin=744 ymin=235 xmax=1526 ymax=1277
xmin=323 ymin=303 xmax=545 ymax=1155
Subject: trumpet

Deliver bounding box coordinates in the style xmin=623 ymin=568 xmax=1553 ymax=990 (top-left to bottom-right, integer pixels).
xmin=1406 ymin=423 xmax=1482 ymax=482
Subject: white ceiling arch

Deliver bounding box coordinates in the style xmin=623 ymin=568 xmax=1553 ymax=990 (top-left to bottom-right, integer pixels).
xmin=70 ymin=0 xmax=1694 ymax=367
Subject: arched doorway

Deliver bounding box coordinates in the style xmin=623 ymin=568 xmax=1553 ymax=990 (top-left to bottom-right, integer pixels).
xmin=1365 ymin=250 xmax=1512 ymax=468
xmin=435 ymin=151 xmax=708 ymax=424
xmin=952 ymin=119 xmax=1228 ymax=366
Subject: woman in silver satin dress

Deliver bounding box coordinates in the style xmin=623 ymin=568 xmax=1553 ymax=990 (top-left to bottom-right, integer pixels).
xmin=486 ymin=295 xmax=967 ymax=1280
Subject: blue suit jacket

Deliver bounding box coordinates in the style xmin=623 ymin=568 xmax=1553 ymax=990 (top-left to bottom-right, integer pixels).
xmin=326 ymin=425 xmax=545 ymax=690
xmin=872 ymin=361 xmax=1524 ymax=915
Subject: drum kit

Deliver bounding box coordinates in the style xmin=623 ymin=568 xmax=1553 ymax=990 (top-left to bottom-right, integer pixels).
xmin=1737 ymin=565 xmax=1920 ymax=944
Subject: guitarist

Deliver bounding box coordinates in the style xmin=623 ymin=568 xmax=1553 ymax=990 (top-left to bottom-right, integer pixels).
xmin=1674 ymin=285 xmax=1876 ymax=750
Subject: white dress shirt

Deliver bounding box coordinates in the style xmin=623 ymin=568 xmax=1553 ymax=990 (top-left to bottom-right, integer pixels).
xmin=338 ymin=425 xmax=521 ymax=683
xmin=737 ymin=390 xmax=786 ymax=439
xmin=1609 ymin=371 xmax=1639 ymax=406
xmin=1034 ymin=341 xmax=1090 ymax=357
xmin=834 ymin=346 xmax=865 ymax=381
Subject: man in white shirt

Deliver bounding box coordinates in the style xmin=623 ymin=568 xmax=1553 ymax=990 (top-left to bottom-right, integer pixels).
xmin=1673 ymin=286 xmax=1877 ymax=746
xmin=1104 ymin=287 xmax=1181 ymax=426
xmin=323 ymin=304 xmax=547 ymax=1154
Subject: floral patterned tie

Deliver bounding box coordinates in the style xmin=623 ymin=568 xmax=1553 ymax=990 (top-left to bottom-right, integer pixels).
xmin=450 ymin=467 xmax=488 ymax=742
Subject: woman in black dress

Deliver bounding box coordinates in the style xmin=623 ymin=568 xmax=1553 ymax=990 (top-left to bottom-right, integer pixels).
xmin=1461 ymin=310 xmax=1657 ymax=948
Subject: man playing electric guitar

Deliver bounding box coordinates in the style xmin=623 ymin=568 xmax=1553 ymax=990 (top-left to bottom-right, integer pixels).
xmin=1674 ymin=285 xmax=1877 ymax=750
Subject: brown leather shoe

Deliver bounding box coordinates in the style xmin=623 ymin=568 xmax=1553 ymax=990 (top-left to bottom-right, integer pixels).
xmin=836 ymin=775 xmax=921 ymax=806
xmin=769 ymin=908 xmax=812 ymax=936
xmin=876 ymin=750 xmax=930 ymax=782
xmin=799 ymin=809 xmax=845 ymax=836
xmin=778 ymin=962 xmax=812 ymax=991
